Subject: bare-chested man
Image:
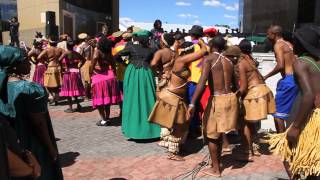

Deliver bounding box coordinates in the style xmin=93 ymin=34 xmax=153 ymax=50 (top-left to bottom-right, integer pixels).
xmin=38 ymin=39 xmax=64 ymax=105
xmin=264 ymin=25 xmax=299 ymax=133
xmin=237 ymin=39 xmax=275 ymax=161
xmin=187 ymin=37 xmax=239 ymax=177
xmin=268 ymin=25 xmax=320 ymax=179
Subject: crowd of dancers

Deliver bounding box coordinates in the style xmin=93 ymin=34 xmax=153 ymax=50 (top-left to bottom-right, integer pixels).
xmin=0 ymin=20 xmax=319 ymax=179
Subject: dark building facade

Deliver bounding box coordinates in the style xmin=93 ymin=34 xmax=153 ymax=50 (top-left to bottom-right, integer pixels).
xmin=239 ymin=0 xmax=320 ymax=33
xmin=0 ymin=0 xmax=17 ymax=43
xmin=1 ymin=0 xmax=119 ymax=45
xmin=61 ymin=0 xmax=119 ymax=38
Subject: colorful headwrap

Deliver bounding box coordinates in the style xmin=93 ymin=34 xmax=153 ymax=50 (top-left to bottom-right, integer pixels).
xmin=0 ymin=45 xmax=25 ymax=116
xmin=133 ymin=29 xmax=152 ymax=37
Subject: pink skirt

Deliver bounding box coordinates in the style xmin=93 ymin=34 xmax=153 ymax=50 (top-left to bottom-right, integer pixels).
xmin=91 ymin=70 xmax=123 ymax=108
xmin=60 ymin=69 xmax=85 ymax=97
xmin=33 ymin=64 xmax=46 ymax=86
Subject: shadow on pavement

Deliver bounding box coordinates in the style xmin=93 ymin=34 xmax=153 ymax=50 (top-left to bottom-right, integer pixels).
xmin=181 ymin=138 xmax=205 ymax=156
xmin=79 ymin=106 xmax=94 ymax=113
xmin=109 ymin=117 xmax=122 ymax=126
xmin=59 ymin=152 xmax=80 ymax=167
xmin=221 ymin=153 xmax=249 ymax=170
xmin=130 ymin=138 xmax=160 ymax=143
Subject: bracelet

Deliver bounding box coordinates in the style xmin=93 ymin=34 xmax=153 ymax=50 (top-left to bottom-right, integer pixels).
xmin=188 ymin=104 xmax=195 ymax=108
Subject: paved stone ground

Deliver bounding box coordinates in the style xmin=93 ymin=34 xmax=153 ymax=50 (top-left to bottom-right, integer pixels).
xmin=50 ymin=55 xmax=289 ymax=179
xmin=51 ymin=101 xmax=288 ymax=180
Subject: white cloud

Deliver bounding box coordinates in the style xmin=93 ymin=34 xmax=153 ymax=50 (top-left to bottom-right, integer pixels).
xmin=203 ymin=0 xmax=225 ymax=7
xmin=178 ymin=13 xmax=199 ymax=18
xmin=119 ymin=17 xmax=135 ymax=23
xmin=203 ymin=0 xmax=239 ymax=11
xmin=225 ymin=3 xmax=239 ymax=11
xmin=176 ymin=1 xmax=191 ymax=6
xmin=224 ymin=14 xmax=237 ymax=19
xmin=194 ymin=20 xmax=201 ymax=25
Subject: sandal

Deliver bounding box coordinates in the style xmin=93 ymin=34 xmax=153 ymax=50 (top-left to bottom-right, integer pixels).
xmin=96 ymin=120 xmax=111 ymax=126
xmin=64 ymin=108 xmax=75 ymax=113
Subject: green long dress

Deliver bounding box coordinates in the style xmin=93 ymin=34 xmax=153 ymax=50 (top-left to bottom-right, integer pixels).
xmin=7 ymin=80 xmax=63 ymax=180
xmin=121 ymin=64 xmax=160 ymax=139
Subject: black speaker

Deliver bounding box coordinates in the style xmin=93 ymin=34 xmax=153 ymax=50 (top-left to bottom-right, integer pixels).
xmin=45 ymin=24 xmax=58 ymax=38
xmin=46 ymin=11 xmax=56 ymax=25
xmin=0 ymin=20 xmax=10 ymax=32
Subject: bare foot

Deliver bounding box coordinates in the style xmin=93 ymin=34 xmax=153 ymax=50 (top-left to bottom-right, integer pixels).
xmin=167 ymin=153 xmax=185 ymax=161
xmin=202 ymin=167 xmax=221 ymax=177
xmin=222 ymin=147 xmax=232 ymax=155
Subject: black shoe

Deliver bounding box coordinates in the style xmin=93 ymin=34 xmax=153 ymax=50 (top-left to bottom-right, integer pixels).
xmin=64 ymin=108 xmax=75 ymax=113
xmin=76 ymin=105 xmax=82 ymax=112
xmin=96 ymin=120 xmax=111 ymax=126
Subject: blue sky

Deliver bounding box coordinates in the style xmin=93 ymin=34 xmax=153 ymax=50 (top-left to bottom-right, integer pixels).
xmin=120 ymin=0 xmax=239 ymax=28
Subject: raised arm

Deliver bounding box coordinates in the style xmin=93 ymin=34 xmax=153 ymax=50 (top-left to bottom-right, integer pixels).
xmin=113 ymin=45 xmax=132 ymax=63
xmin=187 ymin=57 xmax=211 ymax=120
xmin=90 ymin=48 xmax=99 ymax=74
xmin=177 ymin=39 xmax=207 ymax=64
xmin=150 ymin=50 xmax=163 ymax=69
xmin=74 ymin=51 xmax=86 ymax=68
xmin=58 ymin=51 xmax=67 ymax=63
xmin=286 ymin=60 xmax=315 ymax=147
xmin=27 ymin=49 xmax=37 ymax=64
xmin=264 ymin=44 xmax=285 ymax=80
xmin=37 ymin=49 xmax=47 ymax=62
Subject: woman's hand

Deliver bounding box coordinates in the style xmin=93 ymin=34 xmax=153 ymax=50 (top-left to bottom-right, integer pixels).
xmin=186 ymin=106 xmax=195 ymax=121
xmin=25 ymin=150 xmax=41 ymax=178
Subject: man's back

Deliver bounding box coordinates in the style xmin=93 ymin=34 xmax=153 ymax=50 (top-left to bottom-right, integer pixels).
xmin=40 ymin=47 xmax=64 ymax=66
xmin=207 ymin=53 xmax=234 ymax=95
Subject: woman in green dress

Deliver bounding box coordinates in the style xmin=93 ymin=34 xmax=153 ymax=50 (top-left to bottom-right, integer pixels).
xmin=0 ymin=45 xmax=63 ymax=180
xmin=116 ymin=32 xmax=160 ymax=139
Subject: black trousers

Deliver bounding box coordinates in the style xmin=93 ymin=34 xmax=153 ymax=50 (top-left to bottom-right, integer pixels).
xmin=10 ymin=35 xmax=20 ymax=47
